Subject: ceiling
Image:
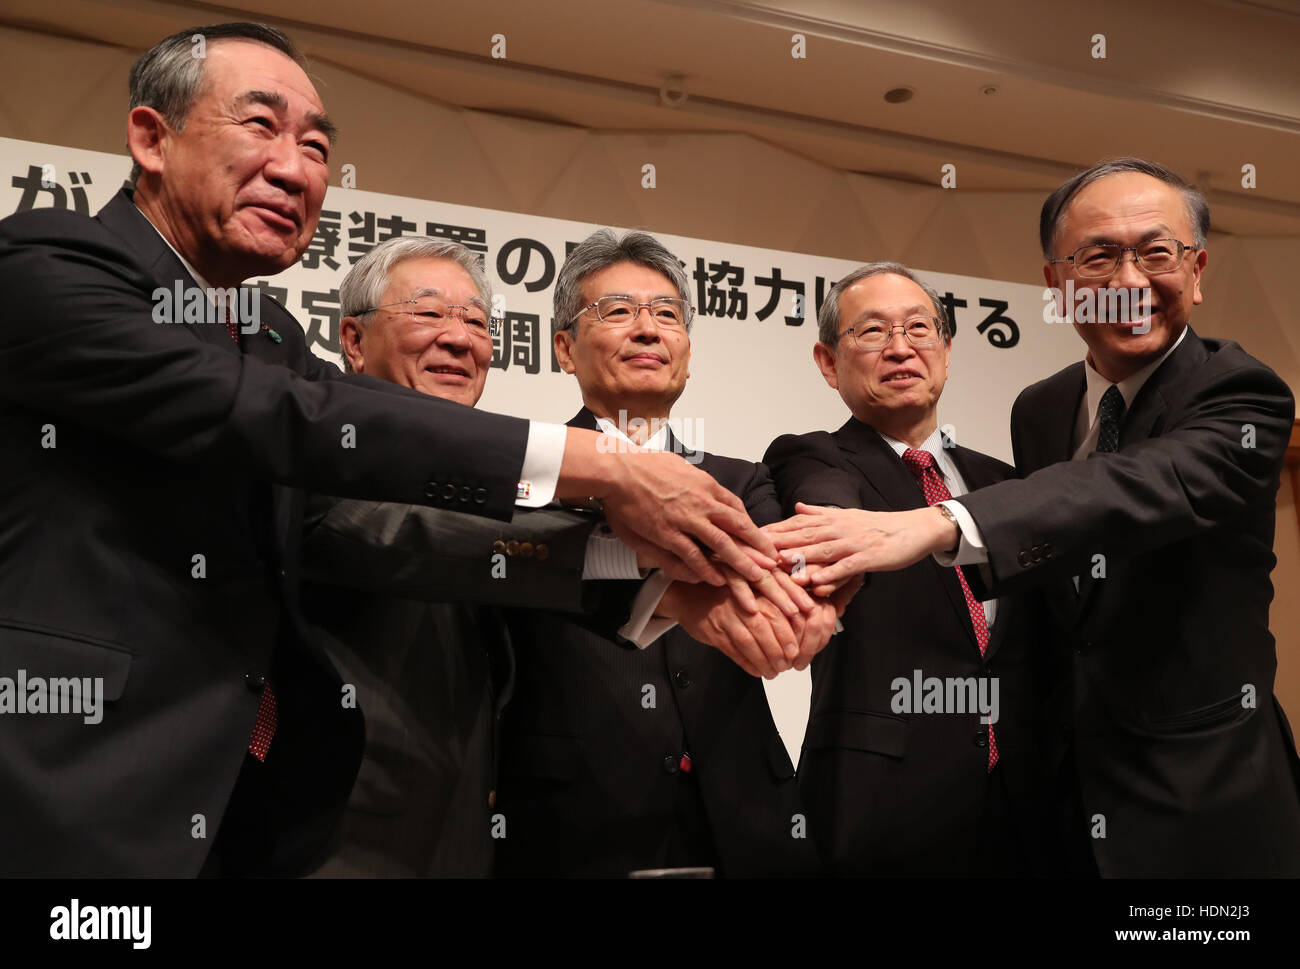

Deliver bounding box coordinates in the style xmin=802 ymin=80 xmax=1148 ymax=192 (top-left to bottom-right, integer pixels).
xmin=5 ymin=0 xmax=1299 ymax=234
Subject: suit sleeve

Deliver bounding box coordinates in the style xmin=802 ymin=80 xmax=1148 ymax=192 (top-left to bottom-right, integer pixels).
xmin=764 ymin=432 xmax=865 ymax=514
xmin=957 ymin=358 xmax=1295 ymax=597
xmin=300 ymin=495 xmax=600 ymax=611
xmin=0 ymin=211 xmax=527 ymax=520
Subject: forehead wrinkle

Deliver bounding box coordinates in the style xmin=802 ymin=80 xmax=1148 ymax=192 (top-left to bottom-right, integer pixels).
xmin=1076 ymin=224 xmax=1176 ymax=247
xmin=851 ymin=303 xmax=932 ymax=322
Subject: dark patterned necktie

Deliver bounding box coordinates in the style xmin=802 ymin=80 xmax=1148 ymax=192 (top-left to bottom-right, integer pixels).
xmin=1096 ymin=385 xmax=1125 ymax=453
xmin=901 ymin=448 xmax=997 ymax=772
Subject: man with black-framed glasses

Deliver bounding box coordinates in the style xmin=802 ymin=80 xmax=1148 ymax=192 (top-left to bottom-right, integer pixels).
xmin=767 ymin=157 xmax=1300 ymax=877
xmin=764 ymin=262 xmax=1049 ymax=876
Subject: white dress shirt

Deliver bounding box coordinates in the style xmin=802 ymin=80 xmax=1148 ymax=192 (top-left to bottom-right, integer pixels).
xmin=879 ymin=427 xmax=995 ymax=628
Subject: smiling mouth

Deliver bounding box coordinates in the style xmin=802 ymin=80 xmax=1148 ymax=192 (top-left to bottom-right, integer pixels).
xmin=247 ymin=203 xmax=300 ymax=228
xmin=883 ymin=371 xmax=921 ymax=383
xmin=426 ymin=365 xmax=470 ymax=378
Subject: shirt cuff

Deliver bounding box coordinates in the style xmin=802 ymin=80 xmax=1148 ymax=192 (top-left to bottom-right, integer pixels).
xmin=516 ymin=421 xmax=566 ymax=508
xmin=933 ymin=499 xmax=990 ymax=566
xmin=618 ymin=571 xmax=677 ymax=648
xmin=583 ymin=526 xmax=644 ymax=580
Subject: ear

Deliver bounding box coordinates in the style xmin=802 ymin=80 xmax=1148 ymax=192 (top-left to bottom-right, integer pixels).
xmin=339 ymin=317 xmax=365 ymax=373
xmin=553 ymin=328 xmax=577 ymax=375
xmin=812 ymin=341 xmax=839 ymax=390
xmin=1190 ymin=247 xmax=1207 ymax=306
xmin=126 ymin=106 xmax=170 ymax=179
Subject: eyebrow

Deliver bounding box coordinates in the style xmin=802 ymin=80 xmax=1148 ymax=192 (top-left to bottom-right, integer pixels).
xmin=235 ymin=90 xmax=337 ymax=143
xmin=410 ymin=286 xmax=488 ymax=311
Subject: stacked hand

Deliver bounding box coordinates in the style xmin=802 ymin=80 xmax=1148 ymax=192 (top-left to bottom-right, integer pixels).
xmin=765 ymin=502 xmax=958 ymax=594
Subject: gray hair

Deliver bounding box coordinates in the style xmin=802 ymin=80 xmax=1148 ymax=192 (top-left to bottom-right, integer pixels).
xmin=339 ymin=236 xmax=492 ymax=373
xmin=553 ymin=229 xmax=693 ymax=338
xmin=1040 ymin=157 xmax=1210 ymax=259
xmin=127 ymin=23 xmax=311 ymax=182
xmin=816 ymin=262 xmax=949 ymax=350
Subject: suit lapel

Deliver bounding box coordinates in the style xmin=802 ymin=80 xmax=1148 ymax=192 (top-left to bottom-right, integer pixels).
xmin=97 ymin=188 xmax=240 ymax=358
xmin=1077 ymin=328 xmax=1207 ymax=616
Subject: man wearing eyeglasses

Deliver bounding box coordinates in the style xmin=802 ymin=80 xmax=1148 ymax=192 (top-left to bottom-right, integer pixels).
xmin=763 ymin=263 xmax=1048 ymax=876
xmin=494 ymin=229 xmax=835 ymax=877
xmin=767 ymin=158 xmax=1300 ymax=877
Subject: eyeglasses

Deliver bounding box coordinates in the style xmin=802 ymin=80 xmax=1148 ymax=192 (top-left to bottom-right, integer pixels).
xmin=838 ymin=316 xmax=946 ymax=352
xmin=571 ymin=296 xmax=693 ymax=329
xmin=1049 ymin=239 xmax=1196 ymax=278
xmin=356 ymin=297 xmax=497 ymax=340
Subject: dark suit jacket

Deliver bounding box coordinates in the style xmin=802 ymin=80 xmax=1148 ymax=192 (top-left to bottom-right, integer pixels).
xmin=0 ymin=189 xmax=533 ymax=876
xmin=299 ymin=497 xmax=603 ymax=877
xmin=495 ymin=408 xmax=815 ymax=877
xmin=956 ymin=327 xmax=1300 ymax=876
xmin=765 ymin=418 xmax=1050 ymax=876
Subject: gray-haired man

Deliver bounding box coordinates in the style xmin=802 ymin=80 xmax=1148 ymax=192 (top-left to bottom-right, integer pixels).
xmin=495 ymin=229 xmax=839 ymax=877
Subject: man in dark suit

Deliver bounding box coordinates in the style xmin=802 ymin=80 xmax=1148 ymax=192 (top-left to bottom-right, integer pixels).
xmin=771 ymin=159 xmax=1300 ymax=877
xmin=0 ymin=23 xmax=779 ymax=877
xmin=495 ymin=229 xmax=838 ymax=877
xmin=764 ymin=263 xmax=1048 ymax=875
xmin=301 ymin=235 xmax=670 ymax=876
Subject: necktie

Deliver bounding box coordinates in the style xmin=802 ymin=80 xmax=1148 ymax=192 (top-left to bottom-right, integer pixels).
xmin=1096 ymin=385 xmax=1125 ymax=453
xmin=901 ymin=448 xmax=998 ymax=771
xmin=221 ymin=299 xmax=240 ymax=345
xmin=222 ymin=300 xmax=278 ymax=760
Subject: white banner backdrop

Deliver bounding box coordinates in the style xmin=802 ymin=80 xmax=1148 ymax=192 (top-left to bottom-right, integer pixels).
xmin=2 ymin=136 xmax=1084 ymax=760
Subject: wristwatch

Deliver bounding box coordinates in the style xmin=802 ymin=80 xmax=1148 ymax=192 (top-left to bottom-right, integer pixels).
xmin=934 ymin=503 xmax=961 ymax=554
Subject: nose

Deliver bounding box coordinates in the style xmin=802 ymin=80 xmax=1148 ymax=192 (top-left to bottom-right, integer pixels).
xmin=435 ymin=318 xmax=474 ymax=350
xmin=628 ymin=304 xmax=660 ymax=341
xmin=263 ymin=134 xmax=311 ymax=194
xmin=881 ymin=326 xmax=916 ymax=359
xmin=1107 ymin=249 xmax=1151 ymax=289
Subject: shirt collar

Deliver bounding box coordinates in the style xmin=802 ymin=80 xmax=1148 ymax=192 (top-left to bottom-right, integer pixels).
xmin=135 ymin=200 xmax=213 ymax=291
xmin=877 ymin=425 xmax=957 ymax=479
xmin=595 ymin=415 xmax=672 ymax=453
xmin=1083 ymin=325 xmax=1187 ymax=425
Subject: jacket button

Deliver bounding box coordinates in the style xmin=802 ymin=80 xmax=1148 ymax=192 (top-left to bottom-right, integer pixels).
xmin=442 ymin=483 xmax=457 ymax=502
xmin=506 ymin=541 xmax=519 ymax=556
xmin=492 ymin=540 xmax=506 ymax=555
xmin=423 ymin=481 xmax=439 ymax=499
xmin=458 ymin=486 xmax=472 ymax=503
xmin=487 ymin=789 xmax=496 ymax=809
xmin=973 ymin=730 xmax=988 ymax=748
xmin=244 ymin=671 xmax=266 ymax=692
xmin=519 ymin=542 xmax=534 ymax=558
xmin=473 ymin=488 xmax=488 ymax=504
xmin=662 ymin=756 xmax=679 ymax=775
xmin=1018 ymin=550 xmax=1032 ymax=567
xmin=535 ymin=544 xmax=549 ymax=560
xmin=674 ymin=670 xmax=691 ymax=689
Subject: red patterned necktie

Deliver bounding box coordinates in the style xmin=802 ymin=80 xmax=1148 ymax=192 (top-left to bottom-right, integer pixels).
xmin=901 ymin=447 xmax=998 ymax=771
xmin=222 ymin=300 xmax=278 ymax=761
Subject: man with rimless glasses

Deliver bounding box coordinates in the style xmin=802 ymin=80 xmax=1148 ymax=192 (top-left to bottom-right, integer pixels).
xmin=764 ymin=263 xmax=1048 ymax=876
xmin=766 ymin=157 xmax=1300 ymax=877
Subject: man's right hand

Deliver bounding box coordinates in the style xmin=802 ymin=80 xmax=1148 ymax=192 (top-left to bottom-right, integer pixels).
xmin=557 ymin=427 xmax=778 ymax=587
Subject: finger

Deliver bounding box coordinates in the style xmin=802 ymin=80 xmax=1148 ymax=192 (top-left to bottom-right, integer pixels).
xmin=721 ymin=610 xmax=779 ymax=678
xmin=700 ymin=527 xmax=771 ymax=584
xmin=706 ymin=501 xmax=779 ymax=563
xmin=723 ymin=567 xmax=761 ymax=614
xmin=778 ymin=539 xmax=856 ymax=566
xmin=661 ymin=533 xmax=725 ymax=586
xmin=793 ymin=502 xmax=836 ymax=516
xmin=749 ymin=604 xmax=798 ymax=665
xmin=771 ymin=567 xmax=816 ymax=614
xmin=749 ymin=569 xmax=799 ymax=617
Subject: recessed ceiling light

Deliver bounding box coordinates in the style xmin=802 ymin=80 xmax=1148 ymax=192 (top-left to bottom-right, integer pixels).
xmin=982 ymin=84 xmax=999 ymax=96
xmin=884 ymin=87 xmax=914 ymax=104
